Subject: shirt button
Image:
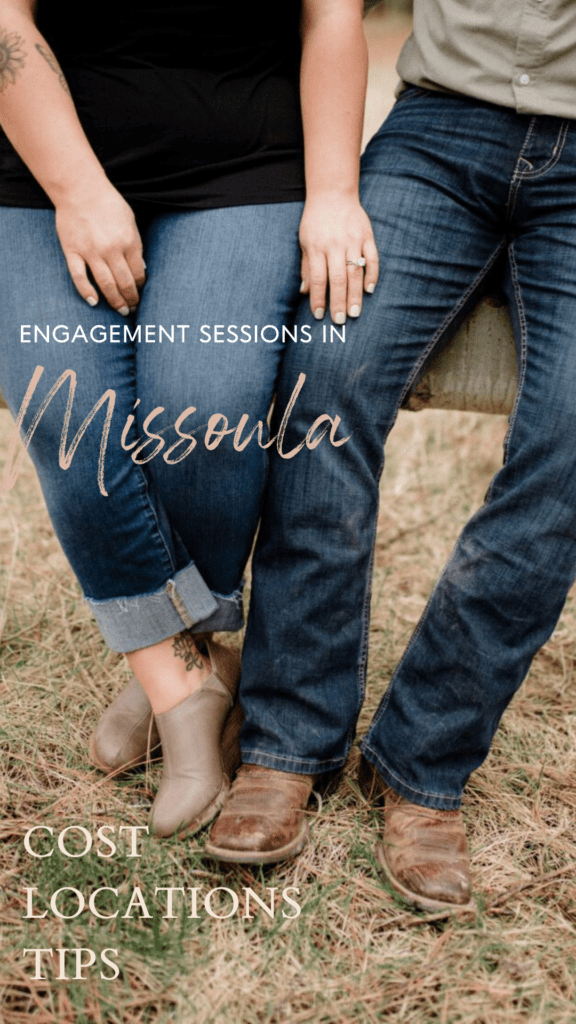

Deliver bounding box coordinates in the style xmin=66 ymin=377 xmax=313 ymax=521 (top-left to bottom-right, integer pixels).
xmin=519 ymin=73 xmax=531 ymax=86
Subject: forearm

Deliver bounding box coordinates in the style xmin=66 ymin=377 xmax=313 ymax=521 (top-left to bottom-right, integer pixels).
xmin=298 ymin=0 xmax=377 ymax=321
xmin=0 ymin=2 xmax=144 ymax=311
xmin=300 ymin=0 xmax=367 ymax=200
xmin=0 ymin=0 xmax=108 ymax=204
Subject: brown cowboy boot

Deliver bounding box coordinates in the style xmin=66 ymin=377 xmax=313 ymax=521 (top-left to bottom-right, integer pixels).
xmin=359 ymin=755 xmax=475 ymax=912
xmin=205 ymin=764 xmax=319 ymax=864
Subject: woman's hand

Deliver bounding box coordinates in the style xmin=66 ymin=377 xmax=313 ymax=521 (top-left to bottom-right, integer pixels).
xmin=299 ymin=192 xmax=378 ymax=323
xmin=55 ymin=182 xmax=146 ymax=313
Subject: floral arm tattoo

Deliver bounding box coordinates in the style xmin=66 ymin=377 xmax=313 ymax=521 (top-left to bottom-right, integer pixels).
xmin=172 ymin=630 xmax=205 ymax=672
xmin=35 ymin=42 xmax=71 ymax=96
xmin=0 ymin=28 xmax=26 ymax=92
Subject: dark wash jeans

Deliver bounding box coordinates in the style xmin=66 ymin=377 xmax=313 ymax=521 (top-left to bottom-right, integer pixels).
xmin=239 ymin=89 xmax=576 ymax=809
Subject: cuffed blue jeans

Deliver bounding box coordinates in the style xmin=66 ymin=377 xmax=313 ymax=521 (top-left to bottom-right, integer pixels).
xmin=0 ymin=202 xmax=303 ymax=651
xmin=239 ymin=90 xmax=576 ymax=808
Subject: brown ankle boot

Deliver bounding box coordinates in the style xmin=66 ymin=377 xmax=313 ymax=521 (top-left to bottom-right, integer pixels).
xmin=359 ymin=755 xmax=474 ymax=912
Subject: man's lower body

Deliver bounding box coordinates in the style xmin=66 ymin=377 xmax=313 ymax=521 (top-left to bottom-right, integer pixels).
xmin=207 ymin=92 xmax=576 ymax=905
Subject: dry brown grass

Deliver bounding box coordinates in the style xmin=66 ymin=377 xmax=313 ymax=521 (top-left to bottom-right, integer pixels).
xmin=2 ymin=10 xmax=576 ymax=1023
xmin=1 ymin=404 xmax=576 ymax=1024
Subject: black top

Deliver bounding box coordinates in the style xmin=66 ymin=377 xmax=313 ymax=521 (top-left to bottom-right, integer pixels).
xmin=0 ymin=1 xmax=305 ymax=210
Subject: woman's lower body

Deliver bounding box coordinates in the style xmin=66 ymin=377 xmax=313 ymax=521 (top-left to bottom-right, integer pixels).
xmin=0 ymin=200 xmax=303 ymax=834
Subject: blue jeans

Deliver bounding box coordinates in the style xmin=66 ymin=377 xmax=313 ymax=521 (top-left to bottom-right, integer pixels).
xmin=0 ymin=202 xmax=303 ymax=651
xmin=239 ymin=90 xmax=576 ymax=809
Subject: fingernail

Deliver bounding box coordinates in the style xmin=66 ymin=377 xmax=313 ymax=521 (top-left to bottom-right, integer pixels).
xmin=349 ymin=305 xmax=361 ymax=318
xmin=86 ymin=296 xmax=98 ymax=307
xmin=334 ymin=312 xmax=346 ymax=325
xmin=142 ymin=260 xmax=147 ymax=269
xmin=300 ymin=280 xmax=307 ymax=293
xmin=118 ymin=305 xmax=130 ymax=316
xmin=366 ymin=282 xmax=375 ymax=294
xmin=314 ymin=307 xmax=325 ymax=320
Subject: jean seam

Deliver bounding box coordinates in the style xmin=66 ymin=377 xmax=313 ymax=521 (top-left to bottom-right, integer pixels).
xmin=126 ymin=352 xmax=178 ymax=577
xmin=166 ymin=579 xmax=195 ymax=629
xmin=347 ymin=456 xmax=386 ymax=759
xmin=497 ymin=242 xmax=528 ymax=474
xmin=506 ymin=117 xmax=535 ymax=224
xmin=397 ymin=242 xmax=507 ymax=409
xmin=132 ymin=465 xmax=178 ymax=575
xmin=516 ymin=121 xmax=569 ymax=181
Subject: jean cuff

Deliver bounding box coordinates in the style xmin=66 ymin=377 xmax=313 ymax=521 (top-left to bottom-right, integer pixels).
xmin=359 ymin=743 xmax=462 ymax=810
xmin=86 ymin=563 xmax=244 ymax=653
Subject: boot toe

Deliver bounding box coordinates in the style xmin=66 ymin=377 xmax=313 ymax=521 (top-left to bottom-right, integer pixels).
xmin=205 ymin=764 xmax=314 ymax=863
xmin=395 ymin=860 xmax=472 ymax=906
xmin=150 ymin=777 xmax=229 ymax=838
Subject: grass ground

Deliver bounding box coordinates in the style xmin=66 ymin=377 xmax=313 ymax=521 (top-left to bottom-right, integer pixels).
xmin=2 ymin=404 xmax=576 ymax=1024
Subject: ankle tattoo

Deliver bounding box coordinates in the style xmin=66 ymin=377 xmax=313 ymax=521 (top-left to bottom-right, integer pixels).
xmin=172 ymin=630 xmax=206 ymax=671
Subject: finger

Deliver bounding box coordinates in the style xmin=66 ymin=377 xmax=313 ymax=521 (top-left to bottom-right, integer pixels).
xmin=88 ymin=256 xmax=132 ymax=315
xmin=346 ymin=257 xmax=365 ymax=318
xmin=308 ymin=251 xmax=328 ymax=319
xmin=64 ymin=250 xmax=99 ymax=307
xmin=327 ymin=251 xmax=347 ymax=325
xmin=125 ymin=237 xmax=147 ymax=292
xmin=363 ymin=237 xmax=379 ymax=294
xmin=107 ymin=253 xmax=141 ymax=310
xmin=300 ymin=252 xmax=309 ymax=295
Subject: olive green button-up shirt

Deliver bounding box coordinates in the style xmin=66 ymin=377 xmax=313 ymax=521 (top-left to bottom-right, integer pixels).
xmin=397 ymin=0 xmax=576 ymax=119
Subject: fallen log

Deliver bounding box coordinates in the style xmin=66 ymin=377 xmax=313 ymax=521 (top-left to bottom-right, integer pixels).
xmin=403 ymin=290 xmax=516 ymax=415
